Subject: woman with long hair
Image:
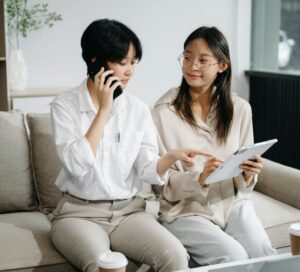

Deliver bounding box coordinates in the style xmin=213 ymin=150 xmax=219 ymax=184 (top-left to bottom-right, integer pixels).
xmin=153 ymin=26 xmax=276 ymax=266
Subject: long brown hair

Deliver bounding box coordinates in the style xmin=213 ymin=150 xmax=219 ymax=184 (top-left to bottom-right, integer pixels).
xmin=173 ymin=26 xmax=233 ymax=144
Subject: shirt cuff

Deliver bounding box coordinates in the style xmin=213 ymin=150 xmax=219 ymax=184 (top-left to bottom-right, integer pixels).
xmin=143 ymin=156 xmax=166 ymax=186
xmin=234 ymin=174 xmax=257 ymax=193
xmin=65 ymin=136 xmax=95 ymax=176
xmin=184 ymin=171 xmax=210 ymax=197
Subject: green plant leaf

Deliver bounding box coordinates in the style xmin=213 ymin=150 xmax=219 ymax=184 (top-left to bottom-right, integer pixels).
xmin=5 ymin=0 xmax=63 ymax=47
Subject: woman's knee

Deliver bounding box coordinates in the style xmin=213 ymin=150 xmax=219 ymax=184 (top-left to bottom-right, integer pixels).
xmin=148 ymin=227 xmax=188 ymax=272
xmin=223 ymin=248 xmax=248 ymax=263
xmin=51 ymin=218 xmax=109 ymax=272
xmin=247 ymin=238 xmax=277 ymax=258
xmin=155 ymin=243 xmax=189 ymax=272
xmin=218 ymin=240 xmax=248 ymax=263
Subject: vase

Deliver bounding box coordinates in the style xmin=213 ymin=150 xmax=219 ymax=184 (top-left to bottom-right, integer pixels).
xmin=9 ymin=49 xmax=28 ymax=92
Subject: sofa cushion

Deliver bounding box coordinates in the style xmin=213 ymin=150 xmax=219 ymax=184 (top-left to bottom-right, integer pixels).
xmin=252 ymin=191 xmax=300 ymax=250
xmin=0 ymin=212 xmax=75 ymax=271
xmin=0 ymin=211 xmax=144 ymax=272
xmin=27 ymin=113 xmax=61 ymax=214
xmin=0 ymin=111 xmax=36 ymax=213
xmin=256 ymin=158 xmax=300 ymax=210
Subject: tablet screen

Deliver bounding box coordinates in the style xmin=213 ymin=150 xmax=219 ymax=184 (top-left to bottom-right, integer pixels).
xmin=204 ymin=139 xmax=278 ymax=184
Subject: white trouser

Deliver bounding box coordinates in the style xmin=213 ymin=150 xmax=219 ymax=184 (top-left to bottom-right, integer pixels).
xmin=162 ymin=200 xmax=277 ymax=266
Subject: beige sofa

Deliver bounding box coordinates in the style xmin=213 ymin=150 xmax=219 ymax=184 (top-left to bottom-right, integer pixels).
xmin=0 ymin=110 xmax=300 ymax=271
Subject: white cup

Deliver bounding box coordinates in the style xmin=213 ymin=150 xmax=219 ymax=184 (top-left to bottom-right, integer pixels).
xmin=98 ymin=251 xmax=128 ymax=272
xmin=288 ymin=223 xmax=300 ymax=255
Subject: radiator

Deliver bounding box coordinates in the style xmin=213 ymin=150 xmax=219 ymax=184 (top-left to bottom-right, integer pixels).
xmin=247 ymin=71 xmax=300 ymax=169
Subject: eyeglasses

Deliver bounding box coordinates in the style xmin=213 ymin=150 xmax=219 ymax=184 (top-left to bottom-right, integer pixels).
xmin=177 ymin=53 xmax=220 ymax=71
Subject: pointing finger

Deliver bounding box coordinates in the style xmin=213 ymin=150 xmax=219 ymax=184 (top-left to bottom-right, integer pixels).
xmin=188 ymin=150 xmax=213 ymax=157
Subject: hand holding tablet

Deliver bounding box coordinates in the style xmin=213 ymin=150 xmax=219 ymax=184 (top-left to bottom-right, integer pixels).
xmin=204 ymin=139 xmax=278 ymax=184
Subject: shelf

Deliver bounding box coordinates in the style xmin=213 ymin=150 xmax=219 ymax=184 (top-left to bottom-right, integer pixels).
xmin=10 ymin=87 xmax=70 ymax=98
xmin=0 ymin=0 xmax=9 ymax=111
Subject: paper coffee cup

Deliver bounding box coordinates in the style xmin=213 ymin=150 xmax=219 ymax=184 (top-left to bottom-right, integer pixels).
xmin=288 ymin=223 xmax=300 ymax=255
xmin=98 ymin=251 xmax=128 ymax=272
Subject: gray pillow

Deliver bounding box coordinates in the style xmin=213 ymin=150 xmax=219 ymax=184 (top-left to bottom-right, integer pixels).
xmin=27 ymin=113 xmax=61 ymax=214
xmin=0 ymin=111 xmax=36 ymax=212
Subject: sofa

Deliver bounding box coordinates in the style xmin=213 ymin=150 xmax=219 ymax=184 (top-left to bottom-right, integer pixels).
xmin=0 ymin=110 xmax=300 ymax=272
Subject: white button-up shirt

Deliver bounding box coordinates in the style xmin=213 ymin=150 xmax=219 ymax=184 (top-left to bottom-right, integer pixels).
xmin=51 ymin=78 xmax=164 ymax=200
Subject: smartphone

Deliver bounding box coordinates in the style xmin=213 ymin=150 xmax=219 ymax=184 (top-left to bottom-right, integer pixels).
xmin=88 ymin=58 xmax=123 ymax=100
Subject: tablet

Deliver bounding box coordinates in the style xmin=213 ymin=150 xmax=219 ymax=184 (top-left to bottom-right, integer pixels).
xmin=204 ymin=139 xmax=278 ymax=184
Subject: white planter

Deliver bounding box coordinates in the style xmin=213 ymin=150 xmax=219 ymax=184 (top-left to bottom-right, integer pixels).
xmin=9 ymin=49 xmax=28 ymax=92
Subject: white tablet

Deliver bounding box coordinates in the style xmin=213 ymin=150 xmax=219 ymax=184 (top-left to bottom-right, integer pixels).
xmin=205 ymin=139 xmax=278 ymax=184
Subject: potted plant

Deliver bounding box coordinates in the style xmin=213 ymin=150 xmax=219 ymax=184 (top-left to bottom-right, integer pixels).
xmin=5 ymin=0 xmax=62 ymax=91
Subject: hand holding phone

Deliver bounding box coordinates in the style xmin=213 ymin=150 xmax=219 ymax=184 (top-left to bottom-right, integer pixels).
xmin=88 ymin=58 xmax=123 ymax=100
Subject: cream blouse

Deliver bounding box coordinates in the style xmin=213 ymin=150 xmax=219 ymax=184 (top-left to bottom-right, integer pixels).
xmin=152 ymin=88 xmax=257 ymax=228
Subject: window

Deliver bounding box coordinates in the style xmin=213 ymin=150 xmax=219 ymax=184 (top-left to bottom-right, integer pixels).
xmin=281 ymin=0 xmax=300 ymax=71
xmin=251 ymin=0 xmax=300 ymax=72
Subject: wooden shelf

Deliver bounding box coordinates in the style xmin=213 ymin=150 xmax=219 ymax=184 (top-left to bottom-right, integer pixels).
xmin=10 ymin=88 xmax=69 ymax=98
xmin=0 ymin=0 xmax=9 ymax=111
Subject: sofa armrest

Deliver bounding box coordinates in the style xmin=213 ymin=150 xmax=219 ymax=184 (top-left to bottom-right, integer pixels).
xmin=255 ymin=158 xmax=300 ymax=210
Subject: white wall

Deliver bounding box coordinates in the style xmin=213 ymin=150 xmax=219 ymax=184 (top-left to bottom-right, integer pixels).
xmin=12 ymin=0 xmax=251 ymax=106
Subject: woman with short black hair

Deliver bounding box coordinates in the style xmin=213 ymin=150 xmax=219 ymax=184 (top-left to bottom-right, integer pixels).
xmin=50 ymin=19 xmax=205 ymax=272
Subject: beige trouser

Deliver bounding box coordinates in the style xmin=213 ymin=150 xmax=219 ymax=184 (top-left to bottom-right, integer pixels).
xmin=51 ymin=194 xmax=188 ymax=272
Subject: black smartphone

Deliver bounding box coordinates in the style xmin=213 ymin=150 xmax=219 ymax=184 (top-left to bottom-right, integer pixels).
xmin=88 ymin=58 xmax=123 ymax=100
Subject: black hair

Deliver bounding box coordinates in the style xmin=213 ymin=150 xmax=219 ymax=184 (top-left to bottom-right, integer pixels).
xmin=81 ymin=18 xmax=142 ymax=75
xmin=173 ymin=26 xmax=233 ymax=144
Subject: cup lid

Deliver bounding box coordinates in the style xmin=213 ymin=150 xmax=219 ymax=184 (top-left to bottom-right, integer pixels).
xmin=98 ymin=252 xmax=128 ymax=269
xmin=288 ymin=223 xmax=300 ymax=236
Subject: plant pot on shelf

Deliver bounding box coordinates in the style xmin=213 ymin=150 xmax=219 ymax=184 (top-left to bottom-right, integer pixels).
xmin=9 ymin=49 xmax=28 ymax=92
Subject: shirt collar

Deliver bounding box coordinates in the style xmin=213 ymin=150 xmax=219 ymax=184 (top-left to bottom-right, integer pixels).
xmin=78 ymin=78 xmax=127 ymax=114
xmin=111 ymin=92 xmax=127 ymax=115
xmin=154 ymin=86 xmax=216 ymax=132
xmin=79 ymin=78 xmax=95 ymax=113
xmin=154 ymin=86 xmax=217 ymax=107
